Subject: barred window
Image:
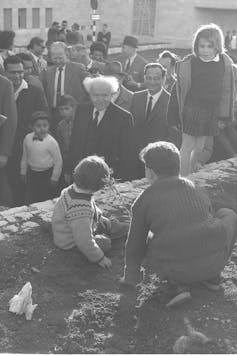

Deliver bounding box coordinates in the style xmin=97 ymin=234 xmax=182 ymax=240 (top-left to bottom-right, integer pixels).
xmin=132 ymin=0 xmax=156 ymax=36
xmin=18 ymin=8 xmax=27 ymax=29
xmin=45 ymin=8 xmax=53 ymax=28
xmin=3 ymin=9 xmax=12 ymax=30
xmin=32 ymin=8 xmax=40 ymax=28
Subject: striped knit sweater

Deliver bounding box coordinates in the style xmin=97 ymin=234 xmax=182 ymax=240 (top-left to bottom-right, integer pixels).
xmin=124 ymin=176 xmax=226 ymax=284
xmin=52 ymin=185 xmax=104 ymax=263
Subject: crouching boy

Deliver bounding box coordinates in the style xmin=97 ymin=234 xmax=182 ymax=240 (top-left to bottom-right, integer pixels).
xmin=52 ymin=155 xmax=128 ymax=268
xmin=122 ymin=141 xmax=237 ymax=306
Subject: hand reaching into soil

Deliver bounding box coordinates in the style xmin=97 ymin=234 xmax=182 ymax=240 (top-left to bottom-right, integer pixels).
xmin=98 ymin=256 xmax=112 ymax=269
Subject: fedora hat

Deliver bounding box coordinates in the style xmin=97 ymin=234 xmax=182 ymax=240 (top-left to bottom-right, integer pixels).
xmin=122 ymin=35 xmax=138 ymax=48
xmin=104 ymin=61 xmax=126 ymax=76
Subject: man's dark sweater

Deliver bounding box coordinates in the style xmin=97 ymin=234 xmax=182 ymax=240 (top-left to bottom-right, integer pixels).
xmin=124 ymin=176 xmax=228 ymax=285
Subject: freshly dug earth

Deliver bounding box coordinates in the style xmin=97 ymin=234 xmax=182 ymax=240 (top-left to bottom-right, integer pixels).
xmin=1 ymin=222 xmax=237 ymax=353
xmin=0 ymin=160 xmax=237 ymax=353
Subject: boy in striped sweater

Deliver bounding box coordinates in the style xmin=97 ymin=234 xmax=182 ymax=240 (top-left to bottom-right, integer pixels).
xmin=52 ymin=155 xmax=128 ymax=268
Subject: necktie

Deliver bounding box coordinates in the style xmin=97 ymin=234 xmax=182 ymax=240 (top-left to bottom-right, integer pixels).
xmin=93 ymin=110 xmax=100 ymax=128
xmin=56 ymin=67 xmax=63 ymax=107
xmin=146 ymin=95 xmax=153 ymax=120
xmin=125 ymin=58 xmax=131 ymax=72
xmin=37 ymin=58 xmax=42 ymax=72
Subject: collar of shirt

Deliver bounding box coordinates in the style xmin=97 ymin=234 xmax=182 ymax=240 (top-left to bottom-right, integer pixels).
xmin=86 ymin=59 xmax=93 ymax=70
xmin=93 ymin=108 xmax=106 ymax=125
xmin=56 ymin=65 xmax=66 ymax=72
xmin=111 ymin=88 xmax=120 ymax=103
xmin=15 ymin=79 xmax=28 ymax=101
xmin=147 ymin=88 xmax=163 ymax=109
xmin=53 ymin=65 xmax=66 ymax=107
xmin=30 ymin=51 xmax=41 ymax=63
xmin=199 ymin=53 xmax=220 ymax=63
xmin=126 ymin=53 xmax=137 ymax=67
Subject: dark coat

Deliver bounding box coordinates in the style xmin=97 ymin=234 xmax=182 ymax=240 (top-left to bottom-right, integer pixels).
xmin=117 ymin=53 xmax=148 ymax=92
xmin=67 ymin=102 xmax=135 ymax=181
xmin=115 ymin=85 xmax=133 ymax=112
xmin=130 ymin=89 xmax=170 ymax=178
xmin=40 ymin=61 xmax=89 ymax=109
xmin=0 ymin=75 xmax=17 ymax=157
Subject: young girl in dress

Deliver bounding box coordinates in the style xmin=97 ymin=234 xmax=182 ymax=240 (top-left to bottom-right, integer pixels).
xmin=168 ymin=23 xmax=235 ymax=176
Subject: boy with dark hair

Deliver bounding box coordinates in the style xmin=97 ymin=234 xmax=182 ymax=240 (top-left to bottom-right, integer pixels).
xmin=20 ymin=111 xmax=62 ymax=204
xmin=122 ymin=141 xmax=237 ymax=307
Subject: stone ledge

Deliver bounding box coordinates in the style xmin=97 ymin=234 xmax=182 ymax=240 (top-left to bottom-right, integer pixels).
xmin=0 ymin=157 xmax=236 ymax=239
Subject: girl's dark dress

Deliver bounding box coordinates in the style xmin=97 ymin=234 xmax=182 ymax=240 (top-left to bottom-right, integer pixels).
xmin=183 ymin=55 xmax=225 ymax=136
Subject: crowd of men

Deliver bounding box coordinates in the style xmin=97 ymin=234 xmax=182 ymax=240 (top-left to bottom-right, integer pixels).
xmin=0 ymin=23 xmax=236 ymax=208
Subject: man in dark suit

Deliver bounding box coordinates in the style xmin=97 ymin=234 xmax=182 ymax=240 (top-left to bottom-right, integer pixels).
xmin=116 ymin=35 xmax=148 ymax=92
xmin=130 ymin=62 xmax=170 ymax=178
xmin=4 ymin=55 xmax=48 ymax=206
xmin=27 ymin=37 xmax=47 ymax=76
xmin=103 ymin=61 xmax=133 ymax=112
xmin=66 ymin=76 xmax=135 ymax=182
xmin=40 ymin=41 xmax=89 ymax=131
xmin=0 ymin=74 xmax=17 ymax=206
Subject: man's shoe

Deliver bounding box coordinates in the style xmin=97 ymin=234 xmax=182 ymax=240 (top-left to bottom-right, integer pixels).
xmin=166 ymin=285 xmax=191 ymax=308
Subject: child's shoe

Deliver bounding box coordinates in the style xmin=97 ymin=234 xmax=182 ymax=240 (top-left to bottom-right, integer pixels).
xmin=202 ymin=275 xmax=222 ymax=291
xmin=166 ymin=284 xmax=191 ymax=308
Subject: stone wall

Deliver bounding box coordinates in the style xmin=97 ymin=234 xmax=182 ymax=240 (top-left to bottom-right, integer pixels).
xmin=0 ymin=158 xmax=236 ymax=241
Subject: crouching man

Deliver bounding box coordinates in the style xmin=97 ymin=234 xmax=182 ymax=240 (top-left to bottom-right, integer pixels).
xmin=122 ymin=141 xmax=237 ymax=307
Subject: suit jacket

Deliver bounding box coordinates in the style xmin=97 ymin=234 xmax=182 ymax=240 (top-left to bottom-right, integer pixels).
xmin=40 ymin=61 xmax=89 ymax=109
xmin=28 ymin=53 xmax=47 ymax=77
xmin=115 ymin=85 xmax=133 ymax=112
xmin=0 ymin=75 xmax=17 ymax=157
xmin=130 ymin=88 xmax=170 ymax=178
xmin=117 ymin=53 xmax=148 ymax=91
xmin=67 ymin=102 xmax=135 ymax=181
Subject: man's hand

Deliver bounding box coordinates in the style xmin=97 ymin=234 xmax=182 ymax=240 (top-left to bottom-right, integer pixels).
xmin=0 ymin=155 xmax=8 ymax=168
xmin=20 ymin=174 xmax=27 ymax=184
xmin=98 ymin=256 xmax=112 ymax=269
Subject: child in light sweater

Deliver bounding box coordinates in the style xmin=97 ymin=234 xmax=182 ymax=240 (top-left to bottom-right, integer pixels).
xmin=52 ymin=155 xmax=128 ymax=269
xmin=20 ymin=111 xmax=63 ymax=204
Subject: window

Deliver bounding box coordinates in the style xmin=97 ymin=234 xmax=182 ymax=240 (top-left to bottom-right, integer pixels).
xmin=18 ymin=8 xmax=27 ymax=29
xmin=32 ymin=8 xmax=40 ymax=28
xmin=3 ymin=9 xmax=12 ymax=30
xmin=132 ymin=0 xmax=156 ymax=36
xmin=45 ymin=8 xmax=53 ymax=28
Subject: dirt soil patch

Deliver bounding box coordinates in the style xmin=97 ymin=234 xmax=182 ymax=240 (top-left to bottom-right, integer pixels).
xmin=0 ymin=217 xmax=237 ymax=354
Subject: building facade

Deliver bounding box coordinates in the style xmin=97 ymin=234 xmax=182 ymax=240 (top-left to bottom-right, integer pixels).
xmin=1 ymin=0 xmax=237 ymax=48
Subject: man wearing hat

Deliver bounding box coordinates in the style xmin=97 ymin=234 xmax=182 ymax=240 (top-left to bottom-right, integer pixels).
xmin=116 ymin=35 xmax=147 ymax=92
xmin=103 ymin=61 xmax=133 ymax=112
xmin=27 ymin=37 xmax=47 ymax=76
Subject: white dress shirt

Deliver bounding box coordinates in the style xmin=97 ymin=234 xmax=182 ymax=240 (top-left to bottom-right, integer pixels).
xmin=15 ymin=79 xmax=28 ymax=101
xmin=146 ymin=88 xmax=163 ymax=112
xmin=21 ymin=132 xmax=63 ymax=181
xmin=93 ymin=108 xmax=106 ymax=125
xmin=125 ymin=53 xmax=137 ymax=69
xmin=53 ymin=65 xmax=66 ymax=108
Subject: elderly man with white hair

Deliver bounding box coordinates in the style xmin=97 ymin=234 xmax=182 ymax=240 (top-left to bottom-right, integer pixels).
xmin=66 ymin=75 xmax=136 ymax=181
xmin=40 ymin=41 xmax=89 ymax=132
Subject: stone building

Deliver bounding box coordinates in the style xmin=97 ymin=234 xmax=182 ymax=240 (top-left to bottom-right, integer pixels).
xmin=1 ymin=0 xmax=237 ymax=48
